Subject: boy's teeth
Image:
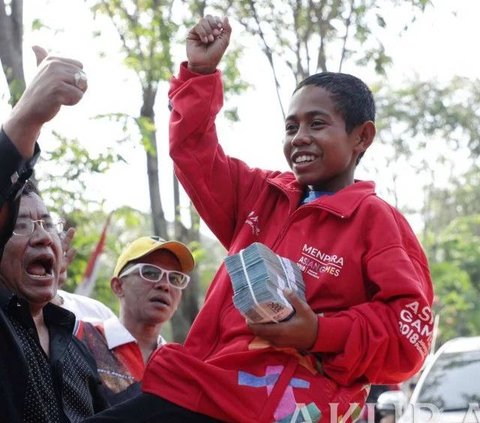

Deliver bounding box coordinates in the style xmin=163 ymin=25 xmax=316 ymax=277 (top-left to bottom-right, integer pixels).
xmin=296 ymin=155 xmax=314 ymax=163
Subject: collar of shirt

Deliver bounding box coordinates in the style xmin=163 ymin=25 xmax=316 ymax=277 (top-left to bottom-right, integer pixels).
xmin=102 ymin=316 xmax=166 ymax=350
xmin=103 ymin=316 xmax=136 ymax=350
xmin=0 ymin=283 xmax=74 ymax=332
xmin=301 ymin=190 xmax=333 ymax=204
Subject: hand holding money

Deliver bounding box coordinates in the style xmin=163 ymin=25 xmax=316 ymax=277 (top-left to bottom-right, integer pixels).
xmin=247 ymin=289 xmax=318 ymax=351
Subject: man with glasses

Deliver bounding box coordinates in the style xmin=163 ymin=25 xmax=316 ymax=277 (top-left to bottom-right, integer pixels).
xmin=76 ymin=236 xmax=194 ymax=405
xmin=0 ymin=181 xmax=108 ymax=422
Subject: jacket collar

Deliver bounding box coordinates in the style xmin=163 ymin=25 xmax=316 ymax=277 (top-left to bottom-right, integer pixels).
xmin=0 ymin=282 xmax=16 ymax=311
xmin=267 ymin=172 xmax=376 ymax=219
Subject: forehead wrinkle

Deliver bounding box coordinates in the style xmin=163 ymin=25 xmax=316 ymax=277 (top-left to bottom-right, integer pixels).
xmin=19 ymin=195 xmax=50 ymax=218
xmin=17 ymin=212 xmax=51 ymax=220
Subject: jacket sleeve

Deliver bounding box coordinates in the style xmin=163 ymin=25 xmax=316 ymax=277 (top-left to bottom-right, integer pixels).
xmin=0 ymin=128 xmax=40 ymax=251
xmin=310 ymin=206 xmax=434 ymax=386
xmin=168 ymin=63 xmax=273 ymax=249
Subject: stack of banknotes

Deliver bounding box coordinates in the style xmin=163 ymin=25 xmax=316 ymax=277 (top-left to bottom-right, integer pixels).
xmin=224 ymin=242 xmax=306 ymax=323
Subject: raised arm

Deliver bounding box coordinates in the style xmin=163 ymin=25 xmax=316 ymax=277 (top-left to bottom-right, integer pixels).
xmin=0 ymin=47 xmax=87 ymax=253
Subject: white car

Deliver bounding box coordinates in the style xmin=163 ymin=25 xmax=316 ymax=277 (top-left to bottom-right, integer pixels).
xmin=396 ymin=336 xmax=480 ymax=423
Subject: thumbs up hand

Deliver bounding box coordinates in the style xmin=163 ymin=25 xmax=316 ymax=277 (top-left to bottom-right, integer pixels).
xmin=23 ymin=45 xmax=88 ymax=123
xmin=32 ymin=45 xmax=48 ymax=66
xmin=3 ymin=46 xmax=88 ymax=157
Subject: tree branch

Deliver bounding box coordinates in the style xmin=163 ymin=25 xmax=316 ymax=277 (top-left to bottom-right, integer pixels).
xmin=246 ymin=0 xmax=286 ymax=119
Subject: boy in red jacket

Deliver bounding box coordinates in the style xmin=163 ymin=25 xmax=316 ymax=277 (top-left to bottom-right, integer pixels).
xmin=86 ymin=15 xmax=434 ymax=423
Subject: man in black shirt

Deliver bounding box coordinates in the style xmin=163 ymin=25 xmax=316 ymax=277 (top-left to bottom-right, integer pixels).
xmin=0 ymin=47 xmax=106 ymax=421
xmin=0 ymin=181 xmax=108 ymax=422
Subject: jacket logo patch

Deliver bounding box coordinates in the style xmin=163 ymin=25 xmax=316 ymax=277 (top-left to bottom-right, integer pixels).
xmin=245 ymin=211 xmax=260 ymax=236
xmin=398 ymin=301 xmax=434 ymax=356
xmin=296 ymin=244 xmax=344 ymax=278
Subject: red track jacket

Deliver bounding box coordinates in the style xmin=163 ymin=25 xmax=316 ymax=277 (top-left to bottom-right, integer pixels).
xmin=142 ymin=63 xmax=434 ymax=423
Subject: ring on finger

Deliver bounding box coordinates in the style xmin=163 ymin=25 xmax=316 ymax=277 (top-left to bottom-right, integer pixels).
xmin=74 ymin=70 xmax=88 ymax=90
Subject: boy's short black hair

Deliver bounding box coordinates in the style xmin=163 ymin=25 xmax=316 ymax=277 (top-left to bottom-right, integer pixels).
xmin=294 ymin=72 xmax=376 ymax=134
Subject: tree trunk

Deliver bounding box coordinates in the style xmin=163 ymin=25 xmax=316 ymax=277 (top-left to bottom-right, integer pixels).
xmin=0 ymin=0 xmax=25 ymax=105
xmin=171 ymin=173 xmax=200 ymax=342
xmin=141 ymin=85 xmax=200 ymax=342
xmin=141 ymin=85 xmax=168 ymax=239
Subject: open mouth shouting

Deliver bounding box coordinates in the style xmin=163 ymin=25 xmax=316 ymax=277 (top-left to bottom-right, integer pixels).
xmin=25 ymin=253 xmax=55 ymax=281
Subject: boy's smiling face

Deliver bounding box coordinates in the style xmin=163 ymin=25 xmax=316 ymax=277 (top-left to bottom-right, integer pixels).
xmin=283 ymin=84 xmax=373 ymax=193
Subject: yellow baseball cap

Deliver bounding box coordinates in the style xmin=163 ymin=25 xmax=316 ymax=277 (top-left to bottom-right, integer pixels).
xmin=113 ymin=236 xmax=195 ymax=277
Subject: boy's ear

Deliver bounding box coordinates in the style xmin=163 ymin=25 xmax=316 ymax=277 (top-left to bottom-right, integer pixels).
xmin=354 ymin=121 xmax=376 ymax=153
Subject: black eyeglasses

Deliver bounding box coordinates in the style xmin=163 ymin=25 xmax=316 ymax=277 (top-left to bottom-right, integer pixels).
xmin=119 ymin=263 xmax=190 ymax=289
xmin=13 ymin=219 xmax=64 ymax=236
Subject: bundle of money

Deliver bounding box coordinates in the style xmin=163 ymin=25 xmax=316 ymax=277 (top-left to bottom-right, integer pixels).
xmin=224 ymin=242 xmax=306 ymax=323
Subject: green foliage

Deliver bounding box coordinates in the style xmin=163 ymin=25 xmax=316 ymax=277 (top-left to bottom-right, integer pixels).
xmin=421 ymin=168 xmax=480 ymax=344
xmin=372 ymin=76 xmax=480 ymax=231
xmin=214 ymin=0 xmax=431 ymax=84
xmin=376 ymin=76 xmax=480 ymax=158
xmin=84 ymin=0 xmax=249 ymax=339
xmin=221 ymin=45 xmax=251 ymax=96
xmin=36 ymin=131 xmax=122 ymax=214
xmin=89 ymin=0 xmax=249 ymax=122
xmin=31 ymin=132 xmax=145 ymax=312
xmin=356 ymin=45 xmax=392 ymax=75
xmin=433 ymin=215 xmax=480 ymax=291
xmin=30 ymin=18 xmax=49 ymax=31
xmin=429 ymin=262 xmax=476 ymax=344
xmin=6 ymin=77 xmax=25 ymax=106
xmin=196 ymin=235 xmax=226 ymax=296
xmin=90 ymin=0 xmax=178 ymax=88
xmin=135 ymin=115 xmax=157 ymax=155
xmin=60 ymin=206 xmax=153 ymax=312
xmin=204 ymin=0 xmax=432 ymax=119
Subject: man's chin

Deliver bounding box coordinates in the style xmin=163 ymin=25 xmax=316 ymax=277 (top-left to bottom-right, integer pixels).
xmin=23 ymin=281 xmax=58 ymax=306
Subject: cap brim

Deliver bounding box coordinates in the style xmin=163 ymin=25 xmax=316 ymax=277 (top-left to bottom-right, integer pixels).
xmin=114 ymin=237 xmax=195 ymax=277
xmin=154 ymin=241 xmax=195 ymax=273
